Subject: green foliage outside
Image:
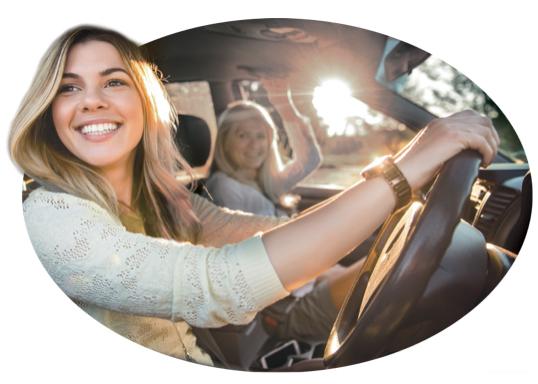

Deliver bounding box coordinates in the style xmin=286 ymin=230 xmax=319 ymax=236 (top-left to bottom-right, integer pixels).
xmin=399 ymin=57 xmax=526 ymax=162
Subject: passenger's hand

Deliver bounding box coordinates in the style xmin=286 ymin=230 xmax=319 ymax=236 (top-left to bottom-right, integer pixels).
xmin=261 ymin=78 xmax=292 ymax=108
xmin=395 ymin=110 xmax=499 ymax=191
xmin=261 ymin=78 xmax=307 ymax=121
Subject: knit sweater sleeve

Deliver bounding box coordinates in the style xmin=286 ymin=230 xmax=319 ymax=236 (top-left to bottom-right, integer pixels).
xmin=23 ymin=188 xmax=288 ymax=328
xmin=265 ymin=117 xmax=322 ymax=201
xmin=191 ymin=193 xmax=288 ymax=247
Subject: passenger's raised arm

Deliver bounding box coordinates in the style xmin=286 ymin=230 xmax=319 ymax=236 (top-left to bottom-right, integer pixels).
xmin=261 ymin=78 xmax=322 ymax=200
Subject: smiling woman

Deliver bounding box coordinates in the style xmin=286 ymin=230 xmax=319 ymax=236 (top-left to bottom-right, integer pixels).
xmin=52 ymin=41 xmax=144 ymax=205
xmin=208 ymin=83 xmax=323 ymax=217
xmin=8 ymin=23 xmax=506 ymax=371
xmin=10 ymin=27 xmax=200 ymax=241
xmin=224 ymin=118 xmax=270 ymax=177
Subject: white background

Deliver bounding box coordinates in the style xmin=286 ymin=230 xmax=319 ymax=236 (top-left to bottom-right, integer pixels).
xmin=1 ymin=1 xmax=536 ymax=383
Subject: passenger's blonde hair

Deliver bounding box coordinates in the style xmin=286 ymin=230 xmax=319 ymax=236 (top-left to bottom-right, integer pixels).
xmin=9 ymin=25 xmax=201 ymax=242
xmin=214 ymin=100 xmax=284 ymax=202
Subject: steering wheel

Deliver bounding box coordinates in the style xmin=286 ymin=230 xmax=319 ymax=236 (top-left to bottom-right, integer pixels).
xmin=323 ymin=150 xmax=482 ymax=368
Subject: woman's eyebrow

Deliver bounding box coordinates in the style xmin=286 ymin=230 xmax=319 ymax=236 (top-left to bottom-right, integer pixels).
xmin=61 ymin=67 xmax=129 ymax=79
xmin=100 ymin=67 xmax=129 ymax=76
xmin=61 ymin=72 xmax=80 ymax=80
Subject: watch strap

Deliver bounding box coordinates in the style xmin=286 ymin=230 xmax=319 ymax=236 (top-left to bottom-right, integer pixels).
xmin=361 ymin=156 xmax=412 ymax=210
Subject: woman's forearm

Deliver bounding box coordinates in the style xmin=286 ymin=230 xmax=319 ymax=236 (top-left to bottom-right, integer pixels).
xmin=263 ymin=176 xmax=395 ymax=290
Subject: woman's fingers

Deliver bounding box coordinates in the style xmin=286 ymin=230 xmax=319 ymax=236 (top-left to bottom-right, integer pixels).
xmin=461 ymin=113 xmax=498 ymax=164
xmin=261 ymin=78 xmax=301 ymax=118
xmin=462 ymin=131 xmax=496 ymax=166
xmin=482 ymin=124 xmax=499 ymax=165
xmin=396 ymin=110 xmax=499 ymax=191
xmin=262 ymin=79 xmax=289 ymax=102
xmin=261 ymin=78 xmax=289 ymax=95
xmin=435 ymin=110 xmax=498 ymax=164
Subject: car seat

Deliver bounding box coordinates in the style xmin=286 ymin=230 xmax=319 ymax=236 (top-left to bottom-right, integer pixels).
xmin=174 ymin=114 xmax=213 ymax=169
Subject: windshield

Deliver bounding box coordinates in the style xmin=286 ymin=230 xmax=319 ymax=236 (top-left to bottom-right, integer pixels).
xmin=381 ymin=55 xmax=526 ymax=163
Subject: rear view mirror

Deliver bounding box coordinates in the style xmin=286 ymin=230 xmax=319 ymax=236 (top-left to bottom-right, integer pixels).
xmin=382 ymin=40 xmax=430 ymax=82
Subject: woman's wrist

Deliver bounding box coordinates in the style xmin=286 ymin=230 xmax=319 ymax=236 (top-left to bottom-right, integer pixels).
xmin=393 ymin=156 xmax=418 ymax=191
xmin=394 ymin=152 xmax=446 ymax=194
xmin=361 ymin=156 xmax=412 ymax=210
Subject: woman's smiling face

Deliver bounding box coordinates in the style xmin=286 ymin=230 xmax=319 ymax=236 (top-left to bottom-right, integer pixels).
xmin=225 ymin=118 xmax=270 ymax=172
xmin=52 ymin=40 xmax=144 ymax=174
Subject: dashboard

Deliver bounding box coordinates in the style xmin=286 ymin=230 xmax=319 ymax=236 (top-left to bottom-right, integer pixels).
xmin=469 ymin=164 xmax=531 ymax=254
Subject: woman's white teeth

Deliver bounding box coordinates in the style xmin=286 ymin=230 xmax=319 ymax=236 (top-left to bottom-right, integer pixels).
xmin=80 ymin=123 xmax=119 ymax=135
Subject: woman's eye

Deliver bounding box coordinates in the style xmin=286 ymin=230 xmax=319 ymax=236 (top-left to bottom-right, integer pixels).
xmin=106 ymin=79 xmax=127 ymax=87
xmin=58 ymin=84 xmax=79 ymax=94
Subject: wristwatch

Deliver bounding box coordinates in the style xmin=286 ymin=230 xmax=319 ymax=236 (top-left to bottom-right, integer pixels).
xmin=361 ymin=156 xmax=412 ymax=210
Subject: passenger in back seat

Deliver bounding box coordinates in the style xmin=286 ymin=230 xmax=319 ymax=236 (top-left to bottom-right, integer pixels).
xmin=207 ymin=79 xmax=321 ymax=217
xmin=206 ymin=80 xmax=363 ymax=342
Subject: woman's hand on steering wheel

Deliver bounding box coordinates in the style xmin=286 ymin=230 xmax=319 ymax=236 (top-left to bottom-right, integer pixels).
xmin=395 ymin=110 xmax=500 ymax=192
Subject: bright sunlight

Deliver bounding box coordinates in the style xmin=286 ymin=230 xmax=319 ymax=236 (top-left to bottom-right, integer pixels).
xmin=313 ymin=79 xmax=382 ymax=137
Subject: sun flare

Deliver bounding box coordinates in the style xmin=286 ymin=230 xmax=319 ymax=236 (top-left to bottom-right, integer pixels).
xmin=313 ymin=79 xmax=380 ymax=137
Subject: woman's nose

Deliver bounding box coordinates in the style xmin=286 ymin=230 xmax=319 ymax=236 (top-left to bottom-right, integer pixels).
xmin=249 ymin=137 xmax=263 ymax=148
xmin=79 ymin=88 xmax=108 ymax=112
xmin=250 ymin=140 xmax=262 ymax=151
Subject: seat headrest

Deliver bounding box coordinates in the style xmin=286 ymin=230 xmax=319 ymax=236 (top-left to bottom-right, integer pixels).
xmin=174 ymin=114 xmax=212 ymax=168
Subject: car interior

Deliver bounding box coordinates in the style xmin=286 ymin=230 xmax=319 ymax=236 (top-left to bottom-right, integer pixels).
xmin=139 ymin=18 xmax=532 ymax=371
xmin=22 ymin=18 xmax=531 ymax=372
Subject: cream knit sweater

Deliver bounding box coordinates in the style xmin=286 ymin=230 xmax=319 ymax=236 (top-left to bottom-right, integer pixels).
xmin=23 ymin=188 xmax=289 ymax=365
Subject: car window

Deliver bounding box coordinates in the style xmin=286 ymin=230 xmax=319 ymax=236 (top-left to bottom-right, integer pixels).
xmin=306 ymin=81 xmax=415 ymax=188
xmin=380 ymin=56 xmax=526 ymax=163
xmin=240 ymin=80 xmax=415 ymax=188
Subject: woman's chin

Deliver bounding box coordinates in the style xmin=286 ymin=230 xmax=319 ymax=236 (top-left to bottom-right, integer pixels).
xmin=77 ymin=153 xmax=130 ymax=171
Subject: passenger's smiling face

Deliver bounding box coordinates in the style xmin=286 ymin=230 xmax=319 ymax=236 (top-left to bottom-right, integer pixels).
xmin=52 ymin=40 xmax=144 ymax=174
xmin=225 ymin=118 xmax=270 ymax=172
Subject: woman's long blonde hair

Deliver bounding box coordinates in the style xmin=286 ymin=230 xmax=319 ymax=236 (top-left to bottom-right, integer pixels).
xmin=214 ymin=100 xmax=284 ymax=202
xmin=9 ymin=25 xmax=201 ymax=242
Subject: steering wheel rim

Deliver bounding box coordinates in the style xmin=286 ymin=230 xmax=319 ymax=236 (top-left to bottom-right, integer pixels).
xmin=324 ymin=150 xmax=482 ymax=368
